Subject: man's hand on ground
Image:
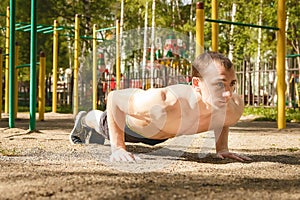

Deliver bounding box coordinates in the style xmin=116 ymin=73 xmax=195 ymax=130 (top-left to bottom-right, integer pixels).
xmin=216 ymin=151 xmax=252 ymax=162
xmin=110 ymin=148 xmax=141 ymax=162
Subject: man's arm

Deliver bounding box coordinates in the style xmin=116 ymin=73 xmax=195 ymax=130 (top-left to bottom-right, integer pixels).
xmin=106 ymin=89 xmax=139 ymax=162
xmin=215 ymin=126 xmax=251 ymax=161
xmin=106 ymin=88 xmax=172 ymax=162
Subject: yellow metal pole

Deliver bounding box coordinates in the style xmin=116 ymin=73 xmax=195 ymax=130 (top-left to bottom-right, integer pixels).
xmin=5 ymin=6 xmax=10 ymax=114
xmin=116 ymin=19 xmax=121 ymax=90
xmin=196 ymin=2 xmax=204 ymax=57
xmin=92 ymin=24 xmax=97 ymax=110
xmin=276 ymin=0 xmax=286 ymax=129
xmin=211 ymin=0 xmax=218 ymax=52
xmin=39 ymin=52 xmax=46 ymax=121
xmin=73 ymin=14 xmax=80 ymax=115
xmin=14 ymin=42 xmax=19 ymax=118
xmin=52 ymin=20 xmax=58 ymax=113
xmin=0 ymin=49 xmax=2 ymax=119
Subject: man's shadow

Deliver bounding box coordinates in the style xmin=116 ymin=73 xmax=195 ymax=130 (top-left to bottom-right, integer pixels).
xmin=125 ymin=144 xmax=300 ymax=165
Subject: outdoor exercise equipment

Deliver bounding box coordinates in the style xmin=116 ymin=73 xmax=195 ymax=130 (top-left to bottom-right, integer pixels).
xmin=38 ymin=52 xmax=46 ymax=121
xmin=195 ymin=2 xmax=204 ymax=56
xmin=1 ymin=0 xmax=288 ymax=130
xmin=3 ymin=0 xmax=38 ymax=130
xmin=197 ymin=1 xmax=286 ymax=129
xmin=9 ymin=0 xmax=16 ymax=128
xmin=0 ymin=49 xmax=2 ymax=120
xmin=5 ymin=6 xmax=9 ymax=115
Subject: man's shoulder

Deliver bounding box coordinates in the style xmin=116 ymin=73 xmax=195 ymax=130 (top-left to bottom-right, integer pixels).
xmin=164 ymin=84 xmax=196 ymax=99
xmin=166 ymin=84 xmax=193 ymax=90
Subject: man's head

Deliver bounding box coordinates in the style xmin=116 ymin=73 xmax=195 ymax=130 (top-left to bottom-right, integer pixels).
xmin=191 ymin=52 xmax=237 ymax=108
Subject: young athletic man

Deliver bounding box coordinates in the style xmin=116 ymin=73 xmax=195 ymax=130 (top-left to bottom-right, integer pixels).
xmin=70 ymin=52 xmax=251 ymax=162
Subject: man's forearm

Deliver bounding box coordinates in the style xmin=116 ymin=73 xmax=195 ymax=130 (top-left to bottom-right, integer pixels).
xmin=215 ymin=126 xmax=229 ymax=153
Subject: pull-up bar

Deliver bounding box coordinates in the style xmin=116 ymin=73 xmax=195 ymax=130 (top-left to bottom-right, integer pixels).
xmin=197 ymin=0 xmax=285 ymax=129
xmin=286 ymin=54 xmax=300 ymax=58
xmin=205 ymin=18 xmax=279 ymax=31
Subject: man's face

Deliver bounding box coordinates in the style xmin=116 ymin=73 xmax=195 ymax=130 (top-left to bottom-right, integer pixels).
xmin=197 ymin=61 xmax=237 ymax=109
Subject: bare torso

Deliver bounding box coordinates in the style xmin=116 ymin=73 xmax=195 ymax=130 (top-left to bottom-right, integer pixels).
xmin=125 ymin=84 xmax=243 ymax=140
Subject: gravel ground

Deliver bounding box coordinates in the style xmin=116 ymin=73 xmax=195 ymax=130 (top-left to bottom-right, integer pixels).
xmin=0 ymin=112 xmax=299 ymax=200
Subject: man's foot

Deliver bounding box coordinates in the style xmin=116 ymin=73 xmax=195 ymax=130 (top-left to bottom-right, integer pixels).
xmin=70 ymin=111 xmax=88 ymax=144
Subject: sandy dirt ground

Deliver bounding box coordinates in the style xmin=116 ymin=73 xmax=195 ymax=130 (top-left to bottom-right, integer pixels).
xmin=0 ymin=112 xmax=299 ymax=200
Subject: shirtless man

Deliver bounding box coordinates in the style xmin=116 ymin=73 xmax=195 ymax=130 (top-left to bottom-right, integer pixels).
xmin=70 ymin=52 xmax=251 ymax=162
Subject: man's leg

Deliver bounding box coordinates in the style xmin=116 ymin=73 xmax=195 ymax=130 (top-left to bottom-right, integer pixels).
xmin=84 ymin=110 xmax=103 ymax=134
xmin=84 ymin=110 xmax=106 ymax=144
xmin=70 ymin=110 xmax=105 ymax=144
xmin=69 ymin=111 xmax=88 ymax=144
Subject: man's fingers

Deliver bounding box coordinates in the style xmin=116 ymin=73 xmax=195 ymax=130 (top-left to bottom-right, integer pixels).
xmin=230 ymin=154 xmax=244 ymax=162
xmin=239 ymin=154 xmax=252 ymax=161
xmin=232 ymin=153 xmax=252 ymax=161
xmin=217 ymin=152 xmax=252 ymax=162
xmin=110 ymin=149 xmax=140 ymax=162
xmin=216 ymin=153 xmax=224 ymax=159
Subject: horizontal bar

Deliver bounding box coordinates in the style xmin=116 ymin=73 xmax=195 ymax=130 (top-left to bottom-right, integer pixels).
xmin=23 ymin=27 xmax=32 ymax=32
xmin=42 ymin=27 xmax=66 ymax=34
xmin=37 ymin=26 xmax=53 ymax=32
xmin=16 ymin=62 xmax=40 ymax=69
xmin=205 ymin=18 xmax=279 ymax=30
xmin=286 ymin=54 xmax=300 ymax=58
xmin=42 ymin=30 xmax=54 ymax=34
xmin=23 ymin=25 xmax=43 ymax=32
xmin=80 ymin=35 xmax=94 ymax=40
xmin=15 ymin=24 xmax=32 ymax=31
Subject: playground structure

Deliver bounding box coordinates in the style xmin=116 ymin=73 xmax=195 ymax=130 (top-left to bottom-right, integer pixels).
xmin=0 ymin=0 xmax=291 ymax=131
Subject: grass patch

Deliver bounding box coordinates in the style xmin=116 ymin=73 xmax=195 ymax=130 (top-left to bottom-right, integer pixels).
xmin=287 ymin=147 xmax=299 ymax=152
xmin=0 ymin=147 xmax=19 ymax=156
xmin=243 ymin=107 xmax=300 ymax=122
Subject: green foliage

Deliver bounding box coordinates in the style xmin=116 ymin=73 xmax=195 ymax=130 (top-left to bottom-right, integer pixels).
xmin=0 ymin=0 xmax=299 ymax=84
xmin=243 ymin=106 xmax=300 ymax=122
xmin=0 ymin=146 xmax=19 ymax=156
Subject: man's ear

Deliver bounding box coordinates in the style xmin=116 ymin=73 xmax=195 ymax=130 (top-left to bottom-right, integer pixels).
xmin=191 ymin=77 xmax=201 ymax=88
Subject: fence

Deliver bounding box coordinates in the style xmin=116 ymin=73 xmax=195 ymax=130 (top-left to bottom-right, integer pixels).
xmin=235 ymin=58 xmax=299 ymax=108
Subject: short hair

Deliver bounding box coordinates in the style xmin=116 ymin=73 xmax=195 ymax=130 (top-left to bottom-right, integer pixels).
xmin=192 ymin=52 xmax=233 ymax=79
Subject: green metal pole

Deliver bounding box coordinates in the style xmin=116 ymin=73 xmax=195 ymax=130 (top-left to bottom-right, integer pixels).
xmin=9 ymin=0 xmax=15 ymax=128
xmin=29 ymin=0 xmax=37 ymax=131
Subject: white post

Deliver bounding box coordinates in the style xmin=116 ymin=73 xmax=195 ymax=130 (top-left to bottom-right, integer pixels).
xmin=150 ymin=0 xmax=156 ymax=88
xmin=142 ymin=2 xmax=149 ymax=89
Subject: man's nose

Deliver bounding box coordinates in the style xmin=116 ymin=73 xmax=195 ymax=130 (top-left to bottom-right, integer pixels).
xmin=222 ymin=90 xmax=232 ymax=102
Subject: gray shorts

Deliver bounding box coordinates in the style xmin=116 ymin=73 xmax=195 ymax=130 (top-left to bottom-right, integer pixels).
xmin=99 ymin=111 xmax=167 ymax=146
